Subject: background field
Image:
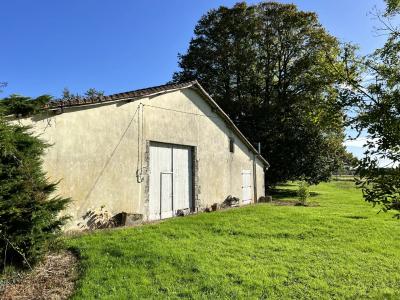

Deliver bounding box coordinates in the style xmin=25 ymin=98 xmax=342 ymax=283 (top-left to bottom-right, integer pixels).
xmin=67 ymin=180 xmax=400 ymax=299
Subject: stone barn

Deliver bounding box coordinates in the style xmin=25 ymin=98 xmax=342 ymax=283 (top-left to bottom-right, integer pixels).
xmin=23 ymin=81 xmax=268 ymax=229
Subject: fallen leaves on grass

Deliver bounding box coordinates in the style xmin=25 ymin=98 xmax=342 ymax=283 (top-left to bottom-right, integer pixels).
xmin=1 ymin=251 xmax=78 ymax=300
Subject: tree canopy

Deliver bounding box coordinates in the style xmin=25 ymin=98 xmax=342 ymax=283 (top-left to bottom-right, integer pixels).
xmin=385 ymin=0 xmax=400 ymax=15
xmin=173 ymin=1 xmax=350 ymax=186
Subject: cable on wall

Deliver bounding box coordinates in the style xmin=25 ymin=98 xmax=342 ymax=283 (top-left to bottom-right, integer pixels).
xmin=136 ymin=103 xmax=145 ymax=183
xmin=85 ymin=104 xmax=140 ymax=201
xmin=142 ymin=103 xmax=219 ymax=119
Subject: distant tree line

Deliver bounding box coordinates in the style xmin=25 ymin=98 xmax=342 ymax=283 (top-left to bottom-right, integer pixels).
xmin=61 ymin=87 xmax=104 ymax=100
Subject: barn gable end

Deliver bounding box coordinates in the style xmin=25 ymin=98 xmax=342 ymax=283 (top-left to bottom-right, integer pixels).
xmin=22 ymin=81 xmax=268 ymax=229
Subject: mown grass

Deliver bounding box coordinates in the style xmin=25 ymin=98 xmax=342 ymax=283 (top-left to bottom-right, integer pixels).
xmin=67 ymin=181 xmax=400 ymax=299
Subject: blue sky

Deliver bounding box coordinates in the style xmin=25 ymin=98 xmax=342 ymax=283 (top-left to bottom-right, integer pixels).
xmin=0 ymin=0 xmax=390 ymax=158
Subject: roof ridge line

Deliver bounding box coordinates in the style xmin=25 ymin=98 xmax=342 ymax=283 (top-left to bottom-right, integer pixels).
xmin=44 ymin=80 xmax=198 ymax=109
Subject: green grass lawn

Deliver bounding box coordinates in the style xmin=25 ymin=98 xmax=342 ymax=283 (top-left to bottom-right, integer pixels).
xmin=67 ymin=181 xmax=400 ymax=299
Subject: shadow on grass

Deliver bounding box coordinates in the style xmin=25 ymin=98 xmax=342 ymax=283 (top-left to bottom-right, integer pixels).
xmin=269 ymin=189 xmax=296 ymax=200
xmin=277 ymin=182 xmax=297 ymax=187
xmin=269 ymin=188 xmax=319 ymax=201
xmin=343 ymin=215 xmax=368 ymax=220
xmin=332 ymin=177 xmax=356 ymax=182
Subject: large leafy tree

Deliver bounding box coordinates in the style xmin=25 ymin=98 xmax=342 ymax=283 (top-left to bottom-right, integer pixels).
xmin=173 ymin=1 xmax=349 ymax=186
xmin=0 ymin=95 xmax=70 ymax=268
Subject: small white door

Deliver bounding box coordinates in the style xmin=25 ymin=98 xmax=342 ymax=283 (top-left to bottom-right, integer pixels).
xmin=149 ymin=143 xmax=192 ymax=220
xmin=242 ymin=170 xmax=252 ymax=204
xmin=160 ymin=172 xmax=173 ymax=218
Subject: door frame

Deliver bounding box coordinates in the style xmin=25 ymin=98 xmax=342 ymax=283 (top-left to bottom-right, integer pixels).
xmin=145 ymin=141 xmax=196 ymax=220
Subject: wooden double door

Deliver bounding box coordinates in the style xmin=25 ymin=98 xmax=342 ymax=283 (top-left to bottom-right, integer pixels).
xmin=148 ymin=142 xmax=193 ymax=220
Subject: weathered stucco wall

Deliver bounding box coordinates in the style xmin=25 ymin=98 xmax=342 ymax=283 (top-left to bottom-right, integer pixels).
xmin=22 ymin=88 xmax=266 ymax=229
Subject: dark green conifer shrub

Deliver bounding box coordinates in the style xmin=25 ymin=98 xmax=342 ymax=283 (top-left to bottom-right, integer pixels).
xmin=0 ymin=95 xmax=70 ymax=269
